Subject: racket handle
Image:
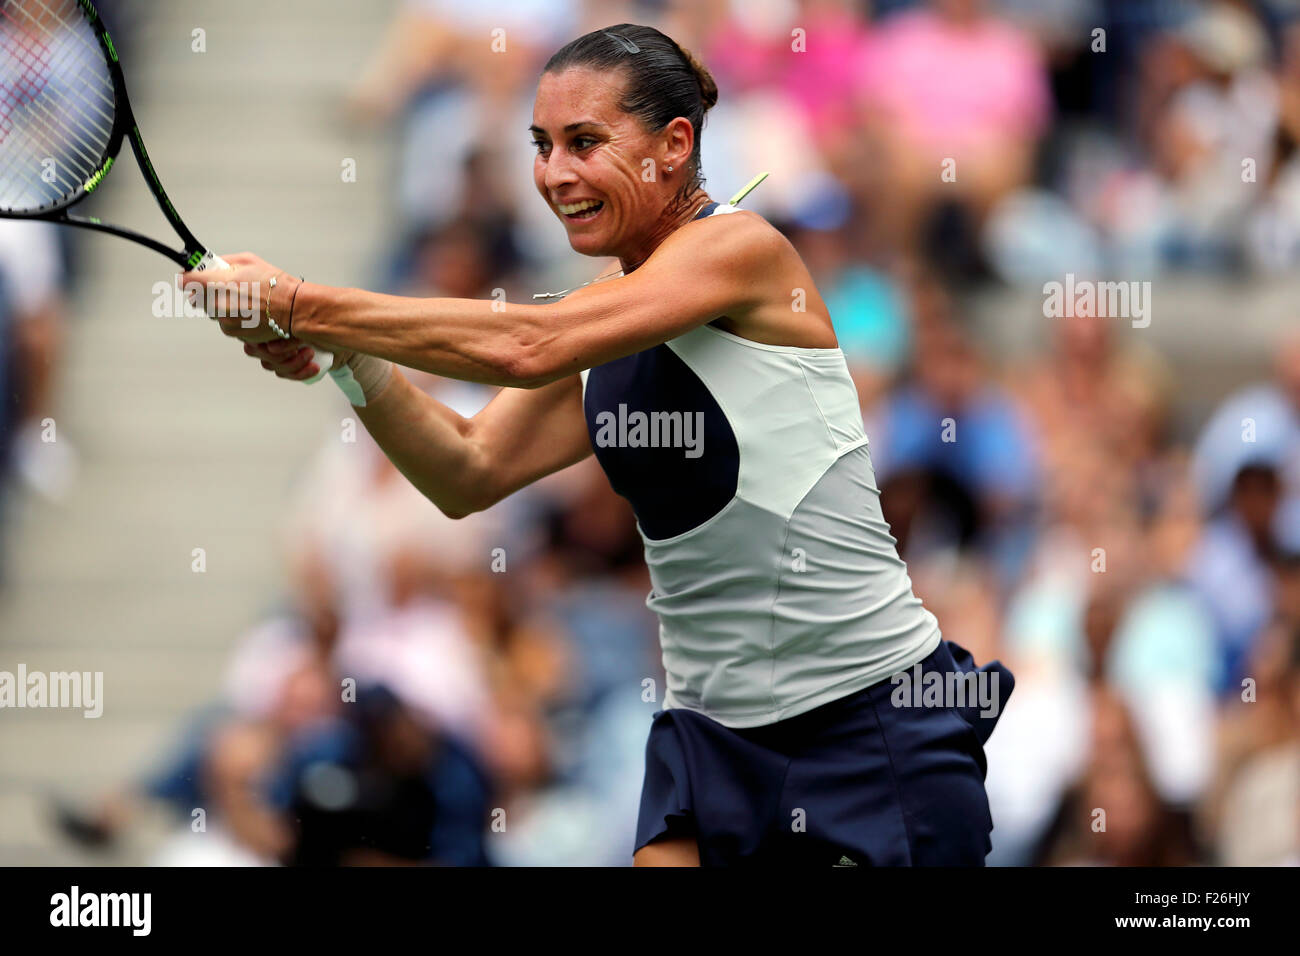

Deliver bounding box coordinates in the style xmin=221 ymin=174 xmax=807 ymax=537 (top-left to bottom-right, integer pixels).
xmin=194 ymin=251 xmax=360 ymax=398
xmin=303 ymin=351 xmax=334 ymax=384
xmin=193 ymin=251 xmax=230 ymax=271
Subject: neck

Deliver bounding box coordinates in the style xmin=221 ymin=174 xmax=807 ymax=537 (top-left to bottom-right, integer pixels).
xmin=618 ymin=188 xmax=711 ymax=274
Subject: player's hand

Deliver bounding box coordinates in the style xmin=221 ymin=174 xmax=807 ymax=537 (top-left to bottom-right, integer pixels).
xmin=180 ymin=252 xmax=302 ymax=344
xmin=243 ymin=338 xmax=349 ymax=382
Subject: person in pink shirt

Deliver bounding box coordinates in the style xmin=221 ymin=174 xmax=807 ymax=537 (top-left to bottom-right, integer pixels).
xmin=856 ymin=0 xmax=1051 ymax=264
xmin=705 ymin=0 xmax=874 ymax=156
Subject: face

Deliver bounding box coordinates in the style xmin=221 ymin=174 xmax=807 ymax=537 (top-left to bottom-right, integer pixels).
xmin=531 ymin=67 xmax=692 ymax=261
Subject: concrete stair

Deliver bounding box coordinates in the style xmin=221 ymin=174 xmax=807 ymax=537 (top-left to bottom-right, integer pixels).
xmin=0 ymin=0 xmax=400 ymax=864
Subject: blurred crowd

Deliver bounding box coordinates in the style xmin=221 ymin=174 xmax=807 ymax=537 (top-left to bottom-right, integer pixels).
xmin=6 ymin=0 xmax=1300 ymax=865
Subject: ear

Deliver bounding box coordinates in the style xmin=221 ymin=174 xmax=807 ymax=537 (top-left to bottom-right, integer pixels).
xmin=662 ymin=116 xmax=695 ymax=172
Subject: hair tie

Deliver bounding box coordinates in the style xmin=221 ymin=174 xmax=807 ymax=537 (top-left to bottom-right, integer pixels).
xmin=604 ymin=32 xmax=640 ymax=53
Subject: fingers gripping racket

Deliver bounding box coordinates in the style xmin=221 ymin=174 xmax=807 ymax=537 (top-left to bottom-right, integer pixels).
xmin=0 ymin=0 xmax=347 ymax=387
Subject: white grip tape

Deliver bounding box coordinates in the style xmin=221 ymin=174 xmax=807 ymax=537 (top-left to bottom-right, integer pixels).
xmin=303 ymin=350 xmax=334 ymax=385
xmin=327 ymin=362 xmax=367 ymax=406
xmin=195 ymin=251 xmax=349 ymax=393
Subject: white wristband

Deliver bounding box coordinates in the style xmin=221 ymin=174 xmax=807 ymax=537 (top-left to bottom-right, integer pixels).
xmin=331 ymin=352 xmax=393 ymax=407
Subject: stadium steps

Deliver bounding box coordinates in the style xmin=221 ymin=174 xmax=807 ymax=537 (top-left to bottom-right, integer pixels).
xmin=0 ymin=0 xmax=401 ymax=864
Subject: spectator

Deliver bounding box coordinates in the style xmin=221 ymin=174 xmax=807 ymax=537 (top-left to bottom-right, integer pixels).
xmin=275 ymin=684 xmax=493 ymax=866
xmin=1034 ymin=687 xmax=1200 ymax=866
xmin=871 ymin=308 xmax=1041 ymax=583
xmin=856 ymin=0 xmax=1052 ymax=273
xmin=0 ymin=220 xmax=76 ymax=502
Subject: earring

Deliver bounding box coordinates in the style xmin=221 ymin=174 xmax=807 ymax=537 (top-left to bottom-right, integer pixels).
xmin=666 ymin=165 xmax=673 ymax=172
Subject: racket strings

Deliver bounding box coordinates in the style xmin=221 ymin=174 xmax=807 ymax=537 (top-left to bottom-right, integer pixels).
xmin=4 ymin=0 xmax=115 ymax=157
xmin=0 ymin=0 xmax=115 ymax=212
xmin=0 ymin=14 xmax=109 ymax=207
xmin=0 ymin=9 xmax=49 ymax=137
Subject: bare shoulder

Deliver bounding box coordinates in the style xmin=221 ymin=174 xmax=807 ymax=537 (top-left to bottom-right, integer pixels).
xmin=677 ymin=207 xmax=791 ymax=260
xmin=657 ymin=207 xmax=800 ymax=293
xmin=677 ymin=209 xmax=835 ymax=347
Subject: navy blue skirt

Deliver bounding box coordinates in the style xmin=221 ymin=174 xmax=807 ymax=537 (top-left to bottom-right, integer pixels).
xmin=635 ymin=639 xmax=1013 ymax=865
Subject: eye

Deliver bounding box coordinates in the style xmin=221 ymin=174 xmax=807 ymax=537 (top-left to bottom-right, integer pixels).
xmin=573 ymin=135 xmax=597 ymax=150
xmin=531 ymin=139 xmax=550 ymax=155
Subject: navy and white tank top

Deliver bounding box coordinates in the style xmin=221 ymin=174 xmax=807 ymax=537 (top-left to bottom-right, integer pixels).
xmin=579 ymin=201 xmax=941 ymax=727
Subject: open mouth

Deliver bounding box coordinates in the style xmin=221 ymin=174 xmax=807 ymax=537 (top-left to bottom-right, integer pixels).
xmin=558 ymin=199 xmax=604 ymax=222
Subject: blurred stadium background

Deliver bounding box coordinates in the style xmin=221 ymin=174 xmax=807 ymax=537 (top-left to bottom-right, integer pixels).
xmin=2 ymin=0 xmax=1300 ymax=866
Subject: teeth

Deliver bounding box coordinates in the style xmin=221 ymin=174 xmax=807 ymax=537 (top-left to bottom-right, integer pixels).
xmin=559 ymin=199 xmax=602 ymax=215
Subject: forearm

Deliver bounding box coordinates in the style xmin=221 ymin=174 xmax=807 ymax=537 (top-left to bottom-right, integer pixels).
xmin=353 ymin=369 xmax=489 ymax=518
xmin=287 ymin=214 xmax=765 ymax=388
xmin=293 ymin=282 xmax=551 ymax=387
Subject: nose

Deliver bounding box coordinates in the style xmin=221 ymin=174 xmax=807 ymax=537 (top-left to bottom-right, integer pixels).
xmin=542 ymin=147 xmax=579 ymax=197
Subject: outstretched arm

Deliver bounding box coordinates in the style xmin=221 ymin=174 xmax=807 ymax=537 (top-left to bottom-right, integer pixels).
xmin=190 ymin=210 xmax=780 ymax=388
xmin=249 ymin=346 xmax=591 ymax=517
xmin=355 ymin=370 xmax=591 ymax=517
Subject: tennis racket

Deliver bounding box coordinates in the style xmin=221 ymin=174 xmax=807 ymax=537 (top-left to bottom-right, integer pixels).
xmin=0 ymin=0 xmax=341 ymax=385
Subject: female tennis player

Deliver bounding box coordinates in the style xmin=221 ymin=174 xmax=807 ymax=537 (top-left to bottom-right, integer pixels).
xmin=187 ymin=23 xmax=1013 ymax=866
